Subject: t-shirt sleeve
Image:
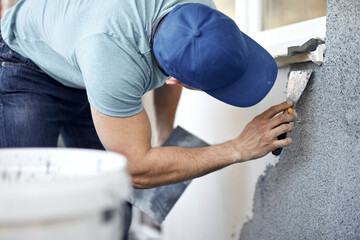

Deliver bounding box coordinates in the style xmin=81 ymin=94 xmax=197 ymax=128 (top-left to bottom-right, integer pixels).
xmin=75 ymin=34 xmax=149 ymax=117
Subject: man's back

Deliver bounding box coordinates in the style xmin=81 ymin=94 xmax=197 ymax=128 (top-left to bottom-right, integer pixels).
xmin=1 ymin=0 xmax=215 ymax=89
xmin=1 ymin=0 xmax=159 ymax=88
xmin=1 ymin=0 xmax=215 ymax=117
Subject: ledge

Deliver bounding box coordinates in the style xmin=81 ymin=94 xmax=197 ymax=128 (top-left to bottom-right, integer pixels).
xmin=273 ymin=38 xmax=325 ymax=68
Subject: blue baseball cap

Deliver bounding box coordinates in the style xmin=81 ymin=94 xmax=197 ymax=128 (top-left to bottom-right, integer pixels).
xmin=153 ymin=3 xmax=278 ymax=107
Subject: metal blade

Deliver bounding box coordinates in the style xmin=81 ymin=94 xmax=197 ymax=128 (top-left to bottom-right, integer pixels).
xmin=128 ymin=126 xmax=209 ymax=223
xmin=287 ymin=70 xmax=313 ymax=106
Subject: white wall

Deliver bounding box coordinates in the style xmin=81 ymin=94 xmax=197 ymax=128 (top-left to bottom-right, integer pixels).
xmin=161 ymin=68 xmax=289 ymax=240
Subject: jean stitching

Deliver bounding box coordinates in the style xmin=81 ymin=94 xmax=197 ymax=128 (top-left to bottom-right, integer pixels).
xmin=2 ymin=61 xmax=45 ymax=74
xmin=0 ymin=99 xmax=8 ymax=147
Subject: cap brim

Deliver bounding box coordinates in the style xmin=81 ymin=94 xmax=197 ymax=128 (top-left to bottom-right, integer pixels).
xmin=205 ymin=33 xmax=278 ymax=107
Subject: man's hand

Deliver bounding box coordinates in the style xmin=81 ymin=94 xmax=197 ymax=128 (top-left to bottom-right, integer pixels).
xmin=232 ymin=101 xmax=295 ymax=162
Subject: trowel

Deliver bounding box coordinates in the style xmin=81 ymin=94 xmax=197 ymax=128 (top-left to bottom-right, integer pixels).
xmin=272 ymin=70 xmax=313 ymax=155
xmin=129 ymin=126 xmax=209 ymax=223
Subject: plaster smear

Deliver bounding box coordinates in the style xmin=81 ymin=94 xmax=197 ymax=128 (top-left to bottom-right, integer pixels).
xmin=239 ymin=0 xmax=360 ymax=239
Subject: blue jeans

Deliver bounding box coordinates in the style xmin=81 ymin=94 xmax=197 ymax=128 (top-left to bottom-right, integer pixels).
xmin=0 ymin=34 xmax=133 ymax=239
xmin=0 ymin=34 xmax=104 ymax=149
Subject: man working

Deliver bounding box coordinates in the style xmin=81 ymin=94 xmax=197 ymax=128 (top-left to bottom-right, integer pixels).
xmin=0 ymin=0 xmax=295 ymax=189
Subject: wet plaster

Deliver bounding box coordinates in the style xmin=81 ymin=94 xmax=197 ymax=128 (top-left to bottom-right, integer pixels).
xmin=239 ymin=0 xmax=360 ymax=239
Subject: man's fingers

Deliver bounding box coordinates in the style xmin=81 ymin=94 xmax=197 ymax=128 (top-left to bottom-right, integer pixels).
xmin=271 ymin=123 xmax=294 ymax=138
xmin=272 ymin=137 xmax=293 ymax=149
xmin=270 ymin=113 xmax=296 ymax=129
xmin=261 ymin=101 xmax=293 ymax=119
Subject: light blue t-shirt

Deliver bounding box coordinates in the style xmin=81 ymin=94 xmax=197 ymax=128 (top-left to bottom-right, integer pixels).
xmin=1 ymin=0 xmax=215 ymax=117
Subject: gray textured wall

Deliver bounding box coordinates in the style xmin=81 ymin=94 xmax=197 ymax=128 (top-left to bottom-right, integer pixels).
xmin=240 ymin=0 xmax=360 ymax=239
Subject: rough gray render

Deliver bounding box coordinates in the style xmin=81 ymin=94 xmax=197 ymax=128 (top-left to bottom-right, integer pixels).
xmin=240 ymin=0 xmax=360 ymax=239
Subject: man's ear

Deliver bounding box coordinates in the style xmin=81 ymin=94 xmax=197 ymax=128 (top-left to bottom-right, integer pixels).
xmin=165 ymin=77 xmax=181 ymax=86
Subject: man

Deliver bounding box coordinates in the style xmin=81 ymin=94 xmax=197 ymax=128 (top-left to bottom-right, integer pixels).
xmin=0 ymin=0 xmax=294 ymax=189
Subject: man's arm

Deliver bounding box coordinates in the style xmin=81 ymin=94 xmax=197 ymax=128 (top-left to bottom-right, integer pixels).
xmin=153 ymin=83 xmax=182 ymax=146
xmin=91 ymin=100 xmax=295 ymax=189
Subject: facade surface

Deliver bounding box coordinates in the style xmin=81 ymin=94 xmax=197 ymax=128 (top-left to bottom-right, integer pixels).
xmin=240 ymin=0 xmax=360 ymax=239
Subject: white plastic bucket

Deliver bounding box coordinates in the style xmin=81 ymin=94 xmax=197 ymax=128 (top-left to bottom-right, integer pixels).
xmin=0 ymin=148 xmax=131 ymax=240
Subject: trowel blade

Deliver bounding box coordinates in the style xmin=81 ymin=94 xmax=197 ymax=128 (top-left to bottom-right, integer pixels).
xmin=272 ymin=70 xmax=313 ymax=156
xmin=287 ymin=70 xmax=313 ymax=106
xmin=128 ymin=126 xmax=209 ymax=224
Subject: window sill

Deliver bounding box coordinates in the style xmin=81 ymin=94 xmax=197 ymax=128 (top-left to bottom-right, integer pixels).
xmin=241 ymin=17 xmax=327 ymax=68
xmin=272 ymin=38 xmax=326 ymax=68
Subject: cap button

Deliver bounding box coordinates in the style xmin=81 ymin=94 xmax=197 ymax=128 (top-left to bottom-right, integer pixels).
xmin=194 ymin=30 xmax=201 ymax=38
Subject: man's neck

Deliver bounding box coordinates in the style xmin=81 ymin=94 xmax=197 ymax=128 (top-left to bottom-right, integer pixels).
xmin=151 ymin=14 xmax=169 ymax=75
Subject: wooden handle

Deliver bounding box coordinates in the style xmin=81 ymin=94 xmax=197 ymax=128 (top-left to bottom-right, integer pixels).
xmin=286 ymin=107 xmax=294 ymax=115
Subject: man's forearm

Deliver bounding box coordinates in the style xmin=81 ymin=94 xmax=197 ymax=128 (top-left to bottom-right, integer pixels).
xmin=154 ymin=83 xmax=182 ymax=145
xmin=129 ymin=140 xmax=239 ymax=189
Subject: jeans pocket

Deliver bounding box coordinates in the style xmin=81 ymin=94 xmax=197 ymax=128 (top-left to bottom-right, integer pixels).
xmin=0 ymin=41 xmax=43 ymax=73
xmin=0 ymin=100 xmax=7 ymax=147
xmin=1 ymin=61 xmax=44 ymax=74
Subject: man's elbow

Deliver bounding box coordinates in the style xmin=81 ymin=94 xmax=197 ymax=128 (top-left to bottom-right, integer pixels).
xmin=130 ymin=174 xmax=155 ymax=189
xmin=125 ymin=153 xmax=159 ymax=189
xmin=127 ymin=162 xmax=156 ymax=189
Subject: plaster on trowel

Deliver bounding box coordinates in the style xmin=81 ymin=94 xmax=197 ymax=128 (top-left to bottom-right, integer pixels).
xmin=129 ymin=126 xmax=209 ymax=223
xmin=272 ymin=70 xmax=313 ymax=155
